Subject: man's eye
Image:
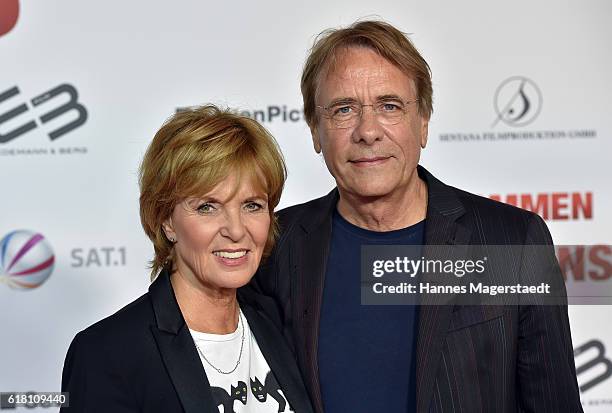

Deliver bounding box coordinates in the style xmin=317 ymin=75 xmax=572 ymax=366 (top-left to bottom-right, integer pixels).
xmin=197 ymin=203 xmax=216 ymax=214
xmin=332 ymin=105 xmax=354 ymax=116
xmin=380 ymin=102 xmax=401 ymax=112
xmin=244 ymin=202 xmax=264 ymax=212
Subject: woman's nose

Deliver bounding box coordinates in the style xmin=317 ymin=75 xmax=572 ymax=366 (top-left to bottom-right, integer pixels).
xmin=219 ymin=210 xmax=246 ymax=241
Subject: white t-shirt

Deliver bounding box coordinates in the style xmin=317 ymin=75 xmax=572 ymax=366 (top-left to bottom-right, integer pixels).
xmin=190 ymin=309 xmax=293 ymax=413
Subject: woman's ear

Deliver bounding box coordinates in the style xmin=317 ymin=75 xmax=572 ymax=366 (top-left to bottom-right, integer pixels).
xmin=162 ymin=217 xmax=176 ymax=243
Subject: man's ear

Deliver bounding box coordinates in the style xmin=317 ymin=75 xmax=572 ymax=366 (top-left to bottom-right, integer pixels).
xmin=311 ymin=126 xmax=322 ymax=154
xmin=162 ymin=217 xmax=176 ymax=242
xmin=420 ymin=117 xmax=429 ymax=149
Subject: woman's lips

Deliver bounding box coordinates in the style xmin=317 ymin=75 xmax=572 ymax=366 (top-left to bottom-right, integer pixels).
xmin=213 ymin=249 xmax=249 ymax=267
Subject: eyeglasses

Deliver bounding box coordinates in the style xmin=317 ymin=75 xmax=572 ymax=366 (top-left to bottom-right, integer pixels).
xmin=316 ymin=99 xmax=419 ymax=129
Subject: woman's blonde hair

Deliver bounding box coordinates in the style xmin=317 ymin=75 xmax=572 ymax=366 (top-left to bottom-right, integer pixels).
xmin=139 ymin=105 xmax=286 ymax=279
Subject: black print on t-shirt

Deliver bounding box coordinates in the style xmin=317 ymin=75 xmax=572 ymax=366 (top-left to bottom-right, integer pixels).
xmin=211 ymin=381 xmax=247 ymax=412
xmin=250 ymin=371 xmax=288 ymax=412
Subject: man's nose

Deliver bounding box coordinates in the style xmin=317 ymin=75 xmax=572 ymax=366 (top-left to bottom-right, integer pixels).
xmin=351 ymin=105 xmax=384 ymax=145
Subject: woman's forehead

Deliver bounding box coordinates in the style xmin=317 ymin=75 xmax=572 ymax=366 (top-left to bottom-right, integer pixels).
xmin=193 ymin=171 xmax=269 ymax=200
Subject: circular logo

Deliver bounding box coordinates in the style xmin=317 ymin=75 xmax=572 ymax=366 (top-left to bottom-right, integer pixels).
xmin=0 ymin=230 xmax=55 ymax=290
xmin=0 ymin=0 xmax=20 ymax=37
xmin=493 ymin=76 xmax=542 ymax=127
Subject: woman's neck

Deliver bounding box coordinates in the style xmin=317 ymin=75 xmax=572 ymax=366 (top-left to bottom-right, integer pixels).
xmin=170 ymin=270 xmax=239 ymax=334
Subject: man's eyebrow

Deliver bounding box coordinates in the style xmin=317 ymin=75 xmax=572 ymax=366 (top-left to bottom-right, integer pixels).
xmin=326 ymin=97 xmax=358 ymax=106
xmin=376 ymin=94 xmax=404 ymax=102
xmin=326 ymin=95 xmax=405 ymax=106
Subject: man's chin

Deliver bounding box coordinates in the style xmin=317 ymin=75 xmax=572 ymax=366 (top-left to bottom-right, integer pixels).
xmin=342 ymin=184 xmax=401 ymax=200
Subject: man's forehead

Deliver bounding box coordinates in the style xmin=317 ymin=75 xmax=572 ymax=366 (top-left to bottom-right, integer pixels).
xmin=325 ymin=46 xmax=392 ymax=77
xmin=316 ymin=46 xmax=416 ymax=98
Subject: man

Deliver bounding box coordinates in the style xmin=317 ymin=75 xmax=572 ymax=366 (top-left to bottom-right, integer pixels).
xmin=253 ymin=20 xmax=582 ymax=412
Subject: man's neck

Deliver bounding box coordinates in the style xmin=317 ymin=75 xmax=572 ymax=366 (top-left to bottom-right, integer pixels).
xmin=336 ymin=177 xmax=428 ymax=232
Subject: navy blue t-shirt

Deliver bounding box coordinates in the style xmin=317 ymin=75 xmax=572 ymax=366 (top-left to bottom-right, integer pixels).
xmin=318 ymin=210 xmax=424 ymax=412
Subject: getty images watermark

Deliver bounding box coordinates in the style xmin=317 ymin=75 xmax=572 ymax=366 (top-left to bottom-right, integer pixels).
xmin=361 ymin=245 xmax=612 ymax=306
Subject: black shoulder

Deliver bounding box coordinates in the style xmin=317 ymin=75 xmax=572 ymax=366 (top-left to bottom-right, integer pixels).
xmin=275 ymin=189 xmax=336 ymax=242
xmin=277 ymin=192 xmax=330 ymax=225
xmin=448 ymin=185 xmax=545 ymax=244
xmin=61 ymin=293 xmax=155 ymax=411
xmin=456 ymin=186 xmax=533 ymax=218
xmin=69 ymin=292 xmax=155 ymax=354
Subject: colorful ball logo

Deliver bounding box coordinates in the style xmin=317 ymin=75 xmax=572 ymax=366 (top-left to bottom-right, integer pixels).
xmin=0 ymin=230 xmax=54 ymax=290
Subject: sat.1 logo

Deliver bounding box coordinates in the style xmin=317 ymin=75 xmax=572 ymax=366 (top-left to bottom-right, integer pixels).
xmin=0 ymin=230 xmax=54 ymax=289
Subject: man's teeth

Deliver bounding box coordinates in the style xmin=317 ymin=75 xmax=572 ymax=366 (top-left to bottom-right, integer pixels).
xmin=214 ymin=251 xmax=247 ymax=259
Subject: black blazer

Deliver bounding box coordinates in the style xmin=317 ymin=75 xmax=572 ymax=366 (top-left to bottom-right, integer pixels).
xmin=253 ymin=165 xmax=582 ymax=413
xmin=60 ymin=269 xmax=313 ymax=413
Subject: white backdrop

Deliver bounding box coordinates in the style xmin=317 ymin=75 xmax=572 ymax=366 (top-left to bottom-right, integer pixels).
xmin=1 ymin=0 xmax=610 ymax=410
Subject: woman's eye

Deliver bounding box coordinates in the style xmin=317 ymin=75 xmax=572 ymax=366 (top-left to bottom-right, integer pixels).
xmin=197 ymin=203 xmax=216 ymax=214
xmin=244 ymin=202 xmax=264 ymax=212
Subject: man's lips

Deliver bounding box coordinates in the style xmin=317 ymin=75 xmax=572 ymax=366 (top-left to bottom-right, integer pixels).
xmin=349 ymin=156 xmax=390 ymax=166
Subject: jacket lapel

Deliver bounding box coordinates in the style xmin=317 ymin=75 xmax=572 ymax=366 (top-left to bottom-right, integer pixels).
xmin=148 ymin=270 xmax=218 ymax=413
xmin=291 ymin=189 xmax=338 ymax=413
xmin=241 ymin=304 xmax=314 ymax=413
xmin=416 ymin=166 xmax=472 ymax=413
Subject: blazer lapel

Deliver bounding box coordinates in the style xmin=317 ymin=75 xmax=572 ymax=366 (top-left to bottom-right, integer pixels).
xmin=290 ymin=189 xmax=337 ymax=413
xmin=148 ymin=270 xmax=218 ymax=413
xmin=241 ymin=304 xmax=314 ymax=413
xmin=416 ymin=166 xmax=472 ymax=413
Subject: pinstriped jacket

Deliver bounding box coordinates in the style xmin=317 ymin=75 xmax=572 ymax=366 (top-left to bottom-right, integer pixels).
xmin=253 ymin=165 xmax=583 ymax=413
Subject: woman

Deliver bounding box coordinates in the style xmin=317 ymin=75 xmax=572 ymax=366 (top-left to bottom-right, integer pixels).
xmin=61 ymin=105 xmax=313 ymax=413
